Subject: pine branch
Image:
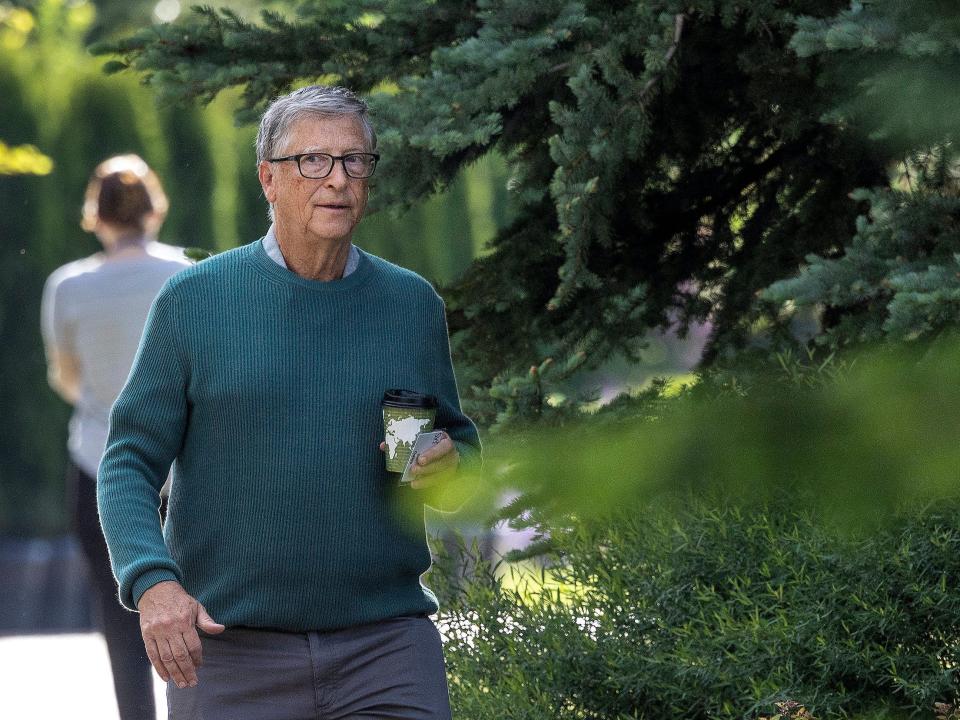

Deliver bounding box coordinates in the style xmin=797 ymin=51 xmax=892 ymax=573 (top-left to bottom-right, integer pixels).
xmin=547 ymin=12 xmax=687 ymax=313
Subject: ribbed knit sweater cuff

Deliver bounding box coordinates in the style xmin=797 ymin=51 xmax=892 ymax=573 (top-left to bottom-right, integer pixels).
xmin=132 ymin=568 xmax=180 ymax=609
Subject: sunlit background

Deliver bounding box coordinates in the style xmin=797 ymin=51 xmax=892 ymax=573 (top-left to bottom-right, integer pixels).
xmin=0 ymin=634 xmax=166 ymax=717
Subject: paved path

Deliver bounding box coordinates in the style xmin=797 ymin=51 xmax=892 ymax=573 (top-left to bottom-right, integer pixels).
xmin=0 ymin=633 xmax=166 ymax=719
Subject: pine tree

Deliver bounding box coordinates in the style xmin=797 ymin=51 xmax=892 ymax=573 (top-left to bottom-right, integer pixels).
xmin=763 ymin=0 xmax=960 ymax=351
xmin=95 ymin=0 xmax=891 ymax=425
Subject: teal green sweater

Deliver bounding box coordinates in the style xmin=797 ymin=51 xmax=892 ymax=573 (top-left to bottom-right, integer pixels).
xmin=97 ymin=239 xmax=481 ymax=632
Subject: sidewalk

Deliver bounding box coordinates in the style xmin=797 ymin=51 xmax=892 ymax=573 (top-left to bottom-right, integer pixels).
xmin=0 ymin=633 xmax=166 ymax=719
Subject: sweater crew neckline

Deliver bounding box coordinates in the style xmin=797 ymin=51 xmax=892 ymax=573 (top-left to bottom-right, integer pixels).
xmin=248 ymin=235 xmax=376 ymax=292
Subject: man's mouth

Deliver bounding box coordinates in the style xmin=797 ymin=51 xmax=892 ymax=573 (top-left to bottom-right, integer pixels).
xmin=317 ymin=203 xmax=350 ymax=210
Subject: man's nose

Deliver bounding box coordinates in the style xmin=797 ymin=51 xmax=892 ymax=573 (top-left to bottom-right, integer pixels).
xmin=324 ymin=159 xmax=350 ymax=188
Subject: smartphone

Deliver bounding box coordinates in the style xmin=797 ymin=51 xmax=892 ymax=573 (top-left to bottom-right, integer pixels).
xmin=400 ymin=431 xmax=446 ymax=485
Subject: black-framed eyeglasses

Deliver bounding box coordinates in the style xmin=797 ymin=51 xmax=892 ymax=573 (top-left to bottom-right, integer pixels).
xmin=268 ymin=152 xmax=380 ymax=179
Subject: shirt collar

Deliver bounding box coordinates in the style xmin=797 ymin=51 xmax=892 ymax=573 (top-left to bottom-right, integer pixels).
xmin=262 ymin=225 xmax=359 ymax=278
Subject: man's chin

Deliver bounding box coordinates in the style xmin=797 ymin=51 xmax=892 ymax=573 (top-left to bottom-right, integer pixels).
xmin=306 ymin=221 xmax=356 ymax=244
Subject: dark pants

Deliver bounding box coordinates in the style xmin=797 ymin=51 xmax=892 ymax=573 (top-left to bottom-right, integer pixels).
xmin=69 ymin=461 xmax=157 ymax=720
xmin=167 ymin=617 xmax=452 ymax=719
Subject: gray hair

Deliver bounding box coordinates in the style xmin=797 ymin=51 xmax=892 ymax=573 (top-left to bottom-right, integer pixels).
xmin=255 ymin=85 xmax=377 ymax=165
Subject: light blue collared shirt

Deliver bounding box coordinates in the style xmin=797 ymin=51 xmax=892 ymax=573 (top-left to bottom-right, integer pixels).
xmin=262 ymin=225 xmax=360 ymax=277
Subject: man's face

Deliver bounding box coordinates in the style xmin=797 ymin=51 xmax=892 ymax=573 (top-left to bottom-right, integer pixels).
xmin=258 ymin=114 xmax=370 ymax=245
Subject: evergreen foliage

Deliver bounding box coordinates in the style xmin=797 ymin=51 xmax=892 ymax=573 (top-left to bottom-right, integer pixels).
xmin=431 ymin=333 xmax=960 ymax=720
xmin=432 ymin=502 xmax=960 ymax=719
xmin=93 ymin=0 xmax=889 ymax=423
xmin=789 ymin=0 xmax=960 ymax=150
xmin=764 ymin=185 xmax=960 ymax=348
xmin=74 ymin=6 xmax=960 ymax=713
xmin=761 ymin=1 xmax=960 ymax=351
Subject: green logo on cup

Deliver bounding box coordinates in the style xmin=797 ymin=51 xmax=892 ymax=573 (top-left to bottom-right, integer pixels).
xmin=382 ymin=389 xmax=438 ymax=473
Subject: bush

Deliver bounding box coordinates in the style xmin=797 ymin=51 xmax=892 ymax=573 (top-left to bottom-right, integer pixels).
xmin=432 ymin=502 xmax=960 ymax=719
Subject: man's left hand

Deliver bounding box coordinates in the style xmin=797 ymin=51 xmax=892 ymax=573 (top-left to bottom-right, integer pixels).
xmin=379 ymin=431 xmax=459 ymax=489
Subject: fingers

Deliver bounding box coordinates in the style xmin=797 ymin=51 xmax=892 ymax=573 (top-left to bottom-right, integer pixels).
xmin=145 ymin=637 xmax=170 ymax=683
xmin=379 ymin=432 xmax=458 ymax=485
xmin=410 ymin=434 xmax=460 ymax=489
xmin=143 ymin=620 xmax=194 ymax=686
xmin=412 ymin=433 xmax=458 ymax=475
xmin=414 ymin=451 xmax=458 ymax=476
xmin=159 ymin=634 xmax=198 ymax=688
xmin=138 ymin=581 xmax=220 ymax=688
xmin=183 ymin=604 xmax=225 ymax=675
xmin=410 ymin=460 xmax=458 ymax=488
xmin=144 ymin=617 xmax=220 ymax=688
xmin=185 ymin=629 xmax=203 ymax=669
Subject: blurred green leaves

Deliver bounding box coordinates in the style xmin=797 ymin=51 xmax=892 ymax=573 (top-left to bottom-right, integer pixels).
xmin=0 ymin=140 xmax=52 ymax=175
xmin=456 ymin=338 xmax=960 ymax=534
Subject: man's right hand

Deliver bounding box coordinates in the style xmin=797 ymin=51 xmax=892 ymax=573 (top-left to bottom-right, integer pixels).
xmin=137 ymin=580 xmax=225 ymax=688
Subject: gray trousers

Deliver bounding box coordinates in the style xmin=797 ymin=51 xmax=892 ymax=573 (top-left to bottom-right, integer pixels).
xmin=167 ymin=615 xmax=452 ymax=719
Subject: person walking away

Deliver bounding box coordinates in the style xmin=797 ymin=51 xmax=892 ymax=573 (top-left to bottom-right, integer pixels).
xmin=41 ymin=154 xmax=191 ymax=720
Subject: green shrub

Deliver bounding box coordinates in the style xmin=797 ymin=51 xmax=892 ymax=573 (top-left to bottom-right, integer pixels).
xmin=433 ymin=502 xmax=960 ymax=719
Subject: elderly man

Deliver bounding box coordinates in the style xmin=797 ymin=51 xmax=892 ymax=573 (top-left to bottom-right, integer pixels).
xmin=98 ymin=85 xmax=481 ymax=719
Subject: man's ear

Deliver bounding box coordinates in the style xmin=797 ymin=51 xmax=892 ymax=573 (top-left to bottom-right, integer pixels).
xmin=258 ymin=161 xmax=278 ymax=204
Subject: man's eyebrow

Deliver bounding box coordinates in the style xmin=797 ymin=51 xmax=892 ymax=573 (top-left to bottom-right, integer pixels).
xmin=297 ymin=146 xmax=368 ymax=154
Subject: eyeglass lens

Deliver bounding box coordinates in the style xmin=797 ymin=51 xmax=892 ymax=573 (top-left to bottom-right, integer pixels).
xmin=299 ymin=154 xmax=376 ymax=178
